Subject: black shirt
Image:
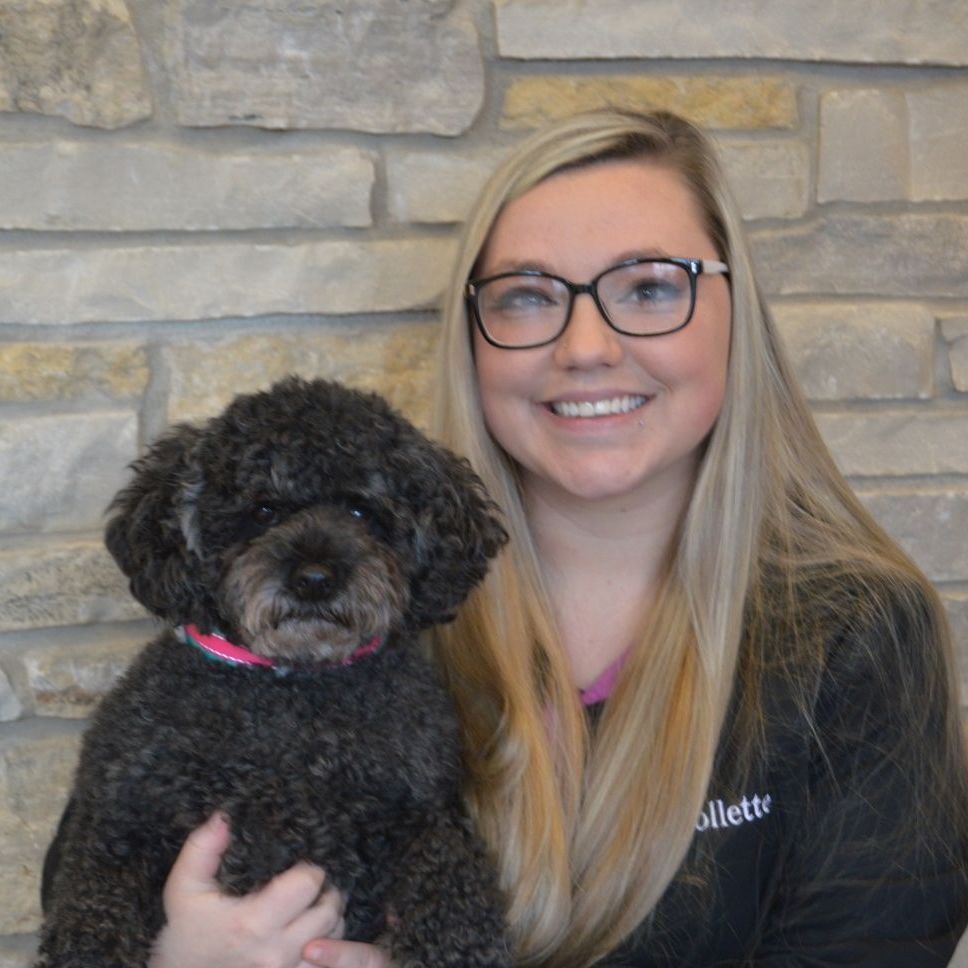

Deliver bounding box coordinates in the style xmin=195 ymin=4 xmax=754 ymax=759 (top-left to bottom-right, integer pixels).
xmin=597 ymin=601 xmax=968 ymax=967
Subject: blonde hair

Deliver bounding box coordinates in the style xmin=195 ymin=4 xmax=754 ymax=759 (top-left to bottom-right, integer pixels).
xmin=430 ymin=110 xmax=968 ymax=966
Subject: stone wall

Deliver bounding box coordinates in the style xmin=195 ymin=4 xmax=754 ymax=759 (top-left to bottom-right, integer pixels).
xmin=1 ymin=0 xmax=967 ymax=960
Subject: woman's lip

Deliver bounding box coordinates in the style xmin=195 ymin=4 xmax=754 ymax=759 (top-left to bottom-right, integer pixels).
xmin=546 ymin=394 xmax=650 ymax=418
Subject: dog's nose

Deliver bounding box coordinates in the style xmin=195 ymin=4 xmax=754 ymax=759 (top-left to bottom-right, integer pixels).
xmin=290 ymin=562 xmax=338 ymax=600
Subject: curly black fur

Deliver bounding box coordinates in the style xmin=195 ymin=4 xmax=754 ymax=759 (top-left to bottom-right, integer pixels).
xmin=37 ymin=377 xmax=510 ymax=968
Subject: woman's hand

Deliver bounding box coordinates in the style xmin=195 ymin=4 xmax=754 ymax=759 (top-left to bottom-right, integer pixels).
xmin=301 ymin=938 xmax=394 ymax=968
xmin=149 ymin=812 xmax=347 ymax=968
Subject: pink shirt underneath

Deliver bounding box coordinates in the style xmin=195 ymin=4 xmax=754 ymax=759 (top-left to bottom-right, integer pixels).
xmin=579 ymin=651 xmax=629 ymax=706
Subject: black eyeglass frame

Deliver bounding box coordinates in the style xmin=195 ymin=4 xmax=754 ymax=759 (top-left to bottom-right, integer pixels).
xmin=465 ymin=256 xmax=730 ymax=350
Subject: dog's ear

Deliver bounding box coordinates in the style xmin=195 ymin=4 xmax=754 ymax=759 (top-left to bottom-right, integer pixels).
xmin=105 ymin=424 xmax=210 ymax=623
xmin=402 ymin=443 xmax=508 ymax=630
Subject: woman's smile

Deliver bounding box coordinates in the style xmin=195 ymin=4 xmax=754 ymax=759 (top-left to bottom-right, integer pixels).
xmin=547 ymin=394 xmax=650 ymax=419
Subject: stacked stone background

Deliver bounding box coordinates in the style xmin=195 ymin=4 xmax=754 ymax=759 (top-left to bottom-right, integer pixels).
xmin=1 ymin=0 xmax=968 ymax=960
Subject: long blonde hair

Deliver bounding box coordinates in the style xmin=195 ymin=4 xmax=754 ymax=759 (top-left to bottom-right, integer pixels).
xmin=431 ymin=110 xmax=967 ymax=966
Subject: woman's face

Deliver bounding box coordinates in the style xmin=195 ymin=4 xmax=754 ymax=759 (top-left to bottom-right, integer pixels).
xmin=472 ymin=160 xmax=732 ymax=512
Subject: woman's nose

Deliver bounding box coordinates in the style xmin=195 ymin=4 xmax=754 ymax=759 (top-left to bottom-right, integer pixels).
xmin=552 ymin=292 xmax=624 ymax=368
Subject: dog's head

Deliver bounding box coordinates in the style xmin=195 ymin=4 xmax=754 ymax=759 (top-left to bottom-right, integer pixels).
xmin=105 ymin=377 xmax=507 ymax=665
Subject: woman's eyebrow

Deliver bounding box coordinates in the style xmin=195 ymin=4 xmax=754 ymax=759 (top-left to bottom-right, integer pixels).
xmin=479 ymin=257 xmax=559 ymax=276
xmin=480 ymin=248 xmax=676 ymax=278
xmin=611 ymin=247 xmax=674 ymax=263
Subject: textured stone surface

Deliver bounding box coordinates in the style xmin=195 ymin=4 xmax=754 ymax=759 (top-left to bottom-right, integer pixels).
xmin=0 ymin=413 xmax=138 ymax=533
xmin=0 ymin=143 xmax=374 ymax=231
xmin=495 ymin=0 xmax=968 ymax=64
xmin=773 ymin=304 xmax=935 ymax=400
xmin=0 ymin=936 xmax=36 ymax=968
xmin=501 ymin=76 xmax=798 ymax=130
xmin=0 ymin=544 xmax=140 ymax=634
xmin=818 ymin=90 xmax=908 ymax=202
xmin=0 ymin=727 xmax=81 ymax=932
xmin=817 ymin=412 xmax=968 ymax=477
xmin=859 ymin=489 xmax=968 ymax=583
xmin=22 ymin=635 xmax=141 ymax=719
xmin=0 ymin=239 xmax=455 ymax=325
xmin=167 ymin=0 xmax=484 ymax=134
xmin=908 ymin=85 xmax=968 ymax=201
xmin=751 ymin=215 xmax=968 ymax=298
xmin=0 ymin=0 xmax=151 ymax=128
xmin=0 ymin=343 xmax=148 ymax=402
xmin=716 ymin=141 xmax=809 ymax=220
xmin=386 ymin=147 xmax=511 ymax=224
xmin=942 ymin=317 xmax=968 ymax=391
xmin=164 ymin=320 xmax=439 ymax=428
xmin=0 ymin=671 xmax=22 ymax=723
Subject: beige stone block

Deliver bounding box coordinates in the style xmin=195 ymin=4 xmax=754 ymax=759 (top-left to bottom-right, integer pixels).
xmin=495 ymin=0 xmax=968 ymax=65
xmin=0 ymin=0 xmax=151 ymax=128
xmin=0 ymin=143 xmax=374 ymax=231
xmin=167 ymin=0 xmax=483 ymax=134
xmin=0 ymin=343 xmax=147 ymax=403
xmin=942 ymin=317 xmax=968 ymax=391
xmin=818 ymin=90 xmax=908 ymax=202
xmin=716 ymin=140 xmax=809 ymax=219
xmin=908 ymin=85 xmax=968 ymax=201
xmin=164 ymin=320 xmax=439 ymax=429
xmin=773 ymin=303 xmax=935 ymax=400
xmin=858 ymin=489 xmax=968 ymax=583
xmin=386 ymin=147 xmax=512 ymax=224
xmin=21 ymin=632 xmax=143 ymax=719
xmin=751 ymin=214 xmax=968 ymax=298
xmin=501 ymin=76 xmax=798 ymax=131
xmin=0 ymin=412 xmax=138 ymax=533
xmin=0 ymin=936 xmax=37 ymax=968
xmin=0 ymin=728 xmax=81 ymax=932
xmin=0 ymin=543 xmax=141 ymax=634
xmin=817 ymin=412 xmax=968 ymax=477
xmin=0 ymin=669 xmax=22 ymax=722
xmin=0 ymin=238 xmax=455 ymax=325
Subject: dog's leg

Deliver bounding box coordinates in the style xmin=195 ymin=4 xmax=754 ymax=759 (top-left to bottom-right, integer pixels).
xmin=384 ymin=812 xmax=511 ymax=968
xmin=35 ymin=802 xmax=169 ymax=968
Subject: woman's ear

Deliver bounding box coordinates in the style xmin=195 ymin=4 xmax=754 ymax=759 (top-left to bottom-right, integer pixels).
xmin=104 ymin=424 xmax=209 ymax=623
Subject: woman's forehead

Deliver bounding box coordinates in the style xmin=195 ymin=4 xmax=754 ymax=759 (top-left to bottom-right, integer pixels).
xmin=478 ymin=161 xmax=716 ymax=277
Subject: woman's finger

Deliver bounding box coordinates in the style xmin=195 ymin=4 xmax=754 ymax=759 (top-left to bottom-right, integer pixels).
xmin=301 ymin=939 xmax=393 ymax=968
xmin=283 ymin=880 xmax=346 ymax=945
xmin=165 ymin=812 xmax=231 ymax=898
xmin=245 ymin=862 xmax=328 ymax=933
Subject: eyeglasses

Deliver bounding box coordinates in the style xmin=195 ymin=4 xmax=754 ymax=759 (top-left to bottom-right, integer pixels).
xmin=465 ymin=257 xmax=730 ymax=349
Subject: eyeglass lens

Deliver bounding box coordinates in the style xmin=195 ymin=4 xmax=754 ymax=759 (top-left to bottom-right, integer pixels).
xmin=476 ymin=260 xmax=694 ymax=347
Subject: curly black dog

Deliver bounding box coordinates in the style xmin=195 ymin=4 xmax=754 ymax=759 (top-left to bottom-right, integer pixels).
xmin=37 ymin=377 xmax=510 ymax=968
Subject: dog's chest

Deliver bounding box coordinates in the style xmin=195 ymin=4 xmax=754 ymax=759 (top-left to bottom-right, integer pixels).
xmin=86 ymin=638 xmax=462 ymax=834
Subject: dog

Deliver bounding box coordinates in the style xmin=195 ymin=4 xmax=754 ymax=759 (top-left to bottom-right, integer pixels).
xmin=37 ymin=376 xmax=510 ymax=967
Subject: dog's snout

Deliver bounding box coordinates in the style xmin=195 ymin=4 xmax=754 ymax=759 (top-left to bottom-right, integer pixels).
xmin=290 ymin=561 xmax=340 ymax=600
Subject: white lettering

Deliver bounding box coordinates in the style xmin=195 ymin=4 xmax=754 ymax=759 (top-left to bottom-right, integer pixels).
xmin=696 ymin=792 xmax=774 ymax=834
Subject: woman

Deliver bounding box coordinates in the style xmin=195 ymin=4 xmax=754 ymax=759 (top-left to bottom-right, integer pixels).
xmin=152 ymin=110 xmax=968 ymax=967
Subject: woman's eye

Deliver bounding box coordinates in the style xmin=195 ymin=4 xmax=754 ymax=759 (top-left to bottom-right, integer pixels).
xmin=627 ymin=279 xmax=679 ymax=306
xmin=488 ymin=284 xmax=560 ymax=316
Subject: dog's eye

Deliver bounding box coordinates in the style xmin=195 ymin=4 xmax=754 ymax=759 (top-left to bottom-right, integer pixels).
xmin=348 ymin=506 xmax=389 ymax=542
xmin=252 ymin=503 xmax=278 ymax=527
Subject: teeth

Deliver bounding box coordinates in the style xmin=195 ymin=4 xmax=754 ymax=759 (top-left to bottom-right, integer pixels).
xmin=551 ymin=395 xmax=647 ymax=418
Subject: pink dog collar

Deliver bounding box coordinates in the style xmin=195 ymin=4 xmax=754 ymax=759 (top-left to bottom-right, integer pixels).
xmin=177 ymin=624 xmax=382 ymax=673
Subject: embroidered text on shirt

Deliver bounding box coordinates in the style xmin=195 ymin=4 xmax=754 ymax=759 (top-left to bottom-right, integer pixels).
xmin=695 ymin=793 xmax=772 ymax=833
